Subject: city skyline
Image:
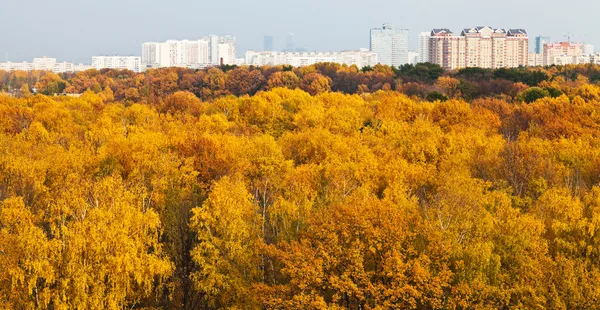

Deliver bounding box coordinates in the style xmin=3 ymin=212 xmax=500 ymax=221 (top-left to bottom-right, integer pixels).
xmin=1 ymin=0 xmax=599 ymax=62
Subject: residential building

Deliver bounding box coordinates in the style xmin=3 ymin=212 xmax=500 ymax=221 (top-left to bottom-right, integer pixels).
xmin=142 ymin=42 xmax=161 ymax=68
xmin=528 ymin=53 xmax=544 ymax=66
xmin=428 ymin=29 xmax=466 ymax=70
xmin=408 ymin=51 xmax=419 ymax=65
xmin=142 ymin=36 xmax=232 ymax=69
xmin=245 ymin=49 xmax=378 ymax=68
xmin=33 ymin=57 xmax=57 ymax=71
xmin=584 ymin=44 xmax=595 ymax=55
xmin=428 ymin=26 xmax=528 ymax=70
xmin=0 ymin=57 xmax=89 ymax=73
xmin=535 ymin=36 xmax=551 ymax=54
xmin=91 ymin=56 xmax=142 ymax=72
xmin=419 ymin=32 xmax=430 ymax=63
xmin=210 ymin=35 xmax=236 ymax=65
xmin=370 ymin=23 xmax=409 ymax=66
xmin=505 ymin=29 xmax=529 ymax=67
xmin=542 ymin=42 xmax=583 ymax=65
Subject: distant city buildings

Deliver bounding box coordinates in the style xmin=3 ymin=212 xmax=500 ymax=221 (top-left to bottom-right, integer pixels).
xmin=0 ymin=57 xmax=89 ymax=73
xmin=527 ymin=41 xmax=600 ymax=66
xmin=530 ymin=41 xmax=600 ymax=65
xmin=428 ymin=27 xmax=529 ymax=70
xmin=264 ymin=35 xmax=274 ymax=51
xmin=142 ymin=40 xmax=210 ymax=69
xmin=370 ymin=24 xmax=409 ymax=67
xmin=92 ymin=56 xmax=141 ymax=72
xmin=535 ymin=36 xmax=551 ymax=54
xmin=141 ymin=35 xmax=236 ymax=70
xmin=245 ymin=49 xmax=378 ymax=67
xmin=285 ymin=33 xmax=296 ymax=52
xmin=3 ymin=29 xmax=600 ymax=72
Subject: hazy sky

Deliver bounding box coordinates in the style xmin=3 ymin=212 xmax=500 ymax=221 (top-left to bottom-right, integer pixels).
xmin=1 ymin=0 xmax=599 ymax=63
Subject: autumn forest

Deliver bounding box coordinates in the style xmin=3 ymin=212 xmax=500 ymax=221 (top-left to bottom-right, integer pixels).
xmin=2 ymin=63 xmax=600 ymax=309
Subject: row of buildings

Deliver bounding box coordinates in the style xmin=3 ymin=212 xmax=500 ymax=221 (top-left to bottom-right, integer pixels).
xmin=418 ymin=27 xmax=598 ymax=70
xmin=244 ymin=49 xmax=378 ymax=67
xmin=0 ymin=57 xmax=89 ymax=73
xmin=141 ymin=35 xmax=237 ymax=69
xmin=1 ymin=27 xmax=599 ymax=73
xmin=0 ymin=56 xmax=142 ymax=73
xmin=528 ymin=42 xmax=598 ymax=66
xmin=246 ymin=24 xmax=410 ymax=68
xmin=0 ymin=35 xmax=238 ymax=74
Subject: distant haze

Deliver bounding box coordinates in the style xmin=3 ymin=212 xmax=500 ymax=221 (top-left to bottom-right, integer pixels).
xmin=1 ymin=0 xmax=599 ymax=62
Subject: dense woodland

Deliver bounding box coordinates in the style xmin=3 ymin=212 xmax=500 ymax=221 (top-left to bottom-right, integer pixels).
xmin=2 ymin=63 xmax=600 ymax=309
xmin=2 ymin=62 xmax=600 ymax=102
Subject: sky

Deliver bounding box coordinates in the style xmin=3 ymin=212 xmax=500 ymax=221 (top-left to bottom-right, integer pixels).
xmin=0 ymin=0 xmax=599 ymax=63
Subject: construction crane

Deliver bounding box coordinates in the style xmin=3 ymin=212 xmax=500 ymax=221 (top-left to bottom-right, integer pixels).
xmin=564 ymin=32 xmax=579 ymax=43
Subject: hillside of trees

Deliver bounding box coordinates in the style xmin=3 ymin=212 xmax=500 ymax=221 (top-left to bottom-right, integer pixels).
xmin=2 ymin=64 xmax=600 ymax=308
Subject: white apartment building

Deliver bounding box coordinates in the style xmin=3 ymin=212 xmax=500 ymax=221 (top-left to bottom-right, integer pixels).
xmin=245 ymin=49 xmax=378 ymax=68
xmin=0 ymin=57 xmax=90 ymax=73
xmin=33 ymin=57 xmax=57 ymax=71
xmin=91 ymin=56 xmax=142 ymax=72
xmin=370 ymin=24 xmax=409 ymax=67
xmin=419 ymin=32 xmax=430 ymax=63
xmin=212 ymin=35 xmax=236 ymax=65
xmin=142 ymin=35 xmax=235 ymax=70
xmin=408 ymin=51 xmax=419 ymax=65
xmin=528 ymin=53 xmax=544 ymax=67
xmin=583 ymin=44 xmax=595 ymax=56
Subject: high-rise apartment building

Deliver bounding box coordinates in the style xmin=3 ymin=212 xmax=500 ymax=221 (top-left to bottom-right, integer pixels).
xmin=535 ymin=36 xmax=551 ymax=54
xmin=370 ymin=24 xmax=409 ymax=67
xmin=584 ymin=44 xmax=595 ymax=56
xmin=210 ymin=35 xmax=236 ymax=65
xmin=142 ymin=42 xmax=161 ymax=68
xmin=428 ymin=26 xmax=528 ymax=70
xmin=264 ymin=35 xmax=274 ymax=51
xmin=142 ymin=36 xmax=234 ymax=69
xmin=505 ymin=29 xmax=529 ymax=67
xmin=429 ymin=29 xmax=466 ymax=70
xmin=91 ymin=56 xmax=142 ymax=72
xmin=419 ymin=32 xmax=430 ymax=63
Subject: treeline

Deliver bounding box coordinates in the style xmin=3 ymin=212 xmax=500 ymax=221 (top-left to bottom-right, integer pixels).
xmin=2 ymin=63 xmax=600 ymax=103
xmin=2 ymin=83 xmax=600 ymax=308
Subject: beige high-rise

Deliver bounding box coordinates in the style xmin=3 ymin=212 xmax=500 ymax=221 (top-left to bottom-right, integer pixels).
xmin=428 ymin=27 xmax=528 ymax=70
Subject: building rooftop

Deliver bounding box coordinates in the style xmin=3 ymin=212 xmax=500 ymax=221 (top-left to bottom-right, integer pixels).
xmin=508 ymin=29 xmax=528 ymax=35
xmin=431 ymin=28 xmax=453 ymax=35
